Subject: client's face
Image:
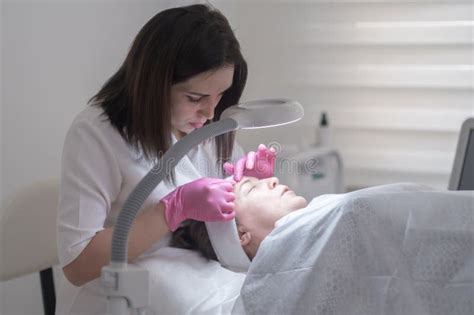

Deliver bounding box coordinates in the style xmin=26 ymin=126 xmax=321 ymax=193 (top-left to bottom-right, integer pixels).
xmin=233 ymin=176 xmax=307 ymax=258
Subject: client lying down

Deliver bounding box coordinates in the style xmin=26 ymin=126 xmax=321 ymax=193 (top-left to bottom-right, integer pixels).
xmin=171 ymin=176 xmax=306 ymax=260
xmin=171 ymin=177 xmax=474 ymax=315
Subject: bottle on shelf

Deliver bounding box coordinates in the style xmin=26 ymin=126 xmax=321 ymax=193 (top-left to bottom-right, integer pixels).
xmin=316 ymin=111 xmax=331 ymax=147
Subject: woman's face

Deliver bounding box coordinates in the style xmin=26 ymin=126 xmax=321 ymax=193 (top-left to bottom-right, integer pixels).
xmin=234 ymin=177 xmax=307 ymax=244
xmin=169 ymin=66 xmax=235 ymax=138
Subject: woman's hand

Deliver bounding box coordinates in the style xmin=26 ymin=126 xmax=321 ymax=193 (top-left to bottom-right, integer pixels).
xmin=224 ymin=144 xmax=277 ymax=181
xmin=161 ymin=177 xmax=236 ymax=231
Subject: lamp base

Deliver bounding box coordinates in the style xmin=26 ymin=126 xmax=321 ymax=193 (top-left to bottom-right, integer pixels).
xmin=101 ymin=263 xmax=150 ymax=314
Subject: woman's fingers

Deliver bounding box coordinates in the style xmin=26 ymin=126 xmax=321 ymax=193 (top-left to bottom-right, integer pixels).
xmin=258 ymin=143 xmax=267 ymax=152
xmin=234 ymin=156 xmax=247 ymax=181
xmin=223 ymin=162 xmax=235 ymax=175
xmin=223 ymin=144 xmax=278 ymax=181
xmin=246 ymin=151 xmax=256 ymax=169
xmin=257 ymin=144 xmax=276 ymax=161
xmin=221 ymin=200 xmax=235 ymax=213
xmin=220 ymin=211 xmax=236 ymax=220
xmin=224 ymin=192 xmax=235 ymax=203
xmin=257 ymin=144 xmax=267 ymax=159
xmin=216 ymin=180 xmax=235 ymax=191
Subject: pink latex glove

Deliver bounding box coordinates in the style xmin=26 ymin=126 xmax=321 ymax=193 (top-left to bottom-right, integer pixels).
xmin=223 ymin=144 xmax=277 ymax=181
xmin=161 ymin=177 xmax=236 ymax=231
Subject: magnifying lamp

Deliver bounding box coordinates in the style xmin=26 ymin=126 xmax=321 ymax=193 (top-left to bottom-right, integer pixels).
xmin=101 ymin=98 xmax=304 ymax=314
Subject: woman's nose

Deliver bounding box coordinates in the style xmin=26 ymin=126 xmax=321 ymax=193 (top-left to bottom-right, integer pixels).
xmin=199 ymin=101 xmax=216 ymax=120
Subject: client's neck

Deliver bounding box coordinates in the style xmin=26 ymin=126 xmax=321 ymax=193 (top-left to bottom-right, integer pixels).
xmin=243 ymin=231 xmax=271 ymax=260
xmin=243 ymin=242 xmax=258 ymax=260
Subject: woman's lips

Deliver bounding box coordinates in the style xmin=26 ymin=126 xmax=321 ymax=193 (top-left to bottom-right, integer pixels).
xmin=189 ymin=122 xmax=205 ymax=129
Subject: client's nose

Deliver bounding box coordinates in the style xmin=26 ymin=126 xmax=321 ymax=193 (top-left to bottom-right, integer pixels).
xmin=266 ymin=177 xmax=279 ymax=189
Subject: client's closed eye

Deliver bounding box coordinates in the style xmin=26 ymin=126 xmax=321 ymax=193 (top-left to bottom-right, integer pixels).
xmin=238 ymin=178 xmax=259 ymax=196
xmin=248 ymin=185 xmax=256 ymax=194
xmin=242 ymin=181 xmax=255 ymax=195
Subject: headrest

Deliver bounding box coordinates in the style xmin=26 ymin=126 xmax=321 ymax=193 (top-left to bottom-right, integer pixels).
xmin=204 ymin=176 xmax=251 ymax=272
xmin=205 ymin=219 xmax=251 ymax=272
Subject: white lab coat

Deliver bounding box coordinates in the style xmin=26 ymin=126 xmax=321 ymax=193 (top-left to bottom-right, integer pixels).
xmin=56 ymin=105 xmax=245 ymax=314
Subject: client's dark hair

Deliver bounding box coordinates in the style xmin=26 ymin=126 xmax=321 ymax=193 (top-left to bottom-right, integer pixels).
xmin=170 ymin=220 xmax=218 ymax=261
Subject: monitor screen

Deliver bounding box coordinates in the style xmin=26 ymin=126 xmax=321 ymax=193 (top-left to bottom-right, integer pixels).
xmin=458 ymin=130 xmax=474 ymax=190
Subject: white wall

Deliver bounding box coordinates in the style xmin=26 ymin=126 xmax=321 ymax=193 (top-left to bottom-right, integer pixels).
xmin=2 ymin=0 xmax=178 ymax=200
xmin=0 ymin=1 xmax=197 ymax=313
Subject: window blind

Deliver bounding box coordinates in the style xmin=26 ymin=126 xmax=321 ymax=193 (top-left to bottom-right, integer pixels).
xmin=220 ymin=0 xmax=474 ymax=189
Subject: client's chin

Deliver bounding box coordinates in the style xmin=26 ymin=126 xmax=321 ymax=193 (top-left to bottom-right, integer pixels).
xmin=290 ymin=195 xmax=308 ymax=211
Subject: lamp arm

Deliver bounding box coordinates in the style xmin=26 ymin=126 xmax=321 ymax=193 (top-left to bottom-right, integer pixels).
xmin=110 ymin=117 xmax=238 ymax=264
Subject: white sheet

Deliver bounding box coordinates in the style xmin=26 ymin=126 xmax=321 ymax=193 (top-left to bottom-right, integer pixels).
xmin=135 ymin=247 xmax=246 ymax=314
xmin=240 ymin=184 xmax=474 ymax=315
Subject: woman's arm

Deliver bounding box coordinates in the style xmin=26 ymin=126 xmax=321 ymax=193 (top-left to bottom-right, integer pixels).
xmin=63 ymin=201 xmax=168 ymax=287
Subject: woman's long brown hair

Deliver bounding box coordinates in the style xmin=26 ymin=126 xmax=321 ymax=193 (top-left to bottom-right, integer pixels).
xmin=170 ymin=220 xmax=217 ymax=261
xmin=89 ymin=4 xmax=247 ymax=183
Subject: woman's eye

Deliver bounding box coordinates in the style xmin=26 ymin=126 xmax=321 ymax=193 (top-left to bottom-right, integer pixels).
xmin=187 ymin=96 xmax=201 ymax=103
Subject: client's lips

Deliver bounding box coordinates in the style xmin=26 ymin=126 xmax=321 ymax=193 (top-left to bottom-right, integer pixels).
xmin=282 ymin=186 xmax=290 ymax=196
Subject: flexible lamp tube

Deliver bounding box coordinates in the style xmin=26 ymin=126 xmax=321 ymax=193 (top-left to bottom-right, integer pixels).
xmin=101 ymin=98 xmax=304 ymax=313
